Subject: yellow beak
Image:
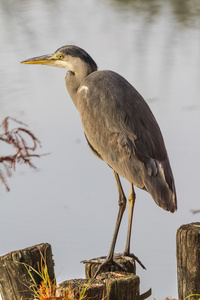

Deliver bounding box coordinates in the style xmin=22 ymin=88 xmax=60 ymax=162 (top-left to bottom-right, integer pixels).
xmin=21 ymin=54 xmax=55 ymax=66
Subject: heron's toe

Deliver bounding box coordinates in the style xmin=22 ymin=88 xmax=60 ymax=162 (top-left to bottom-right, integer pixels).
xmin=121 ymin=252 xmax=146 ymax=270
xmin=93 ymin=259 xmax=126 ymax=279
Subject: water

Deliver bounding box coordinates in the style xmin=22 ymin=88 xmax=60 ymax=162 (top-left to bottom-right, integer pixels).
xmin=0 ymin=0 xmax=200 ymax=299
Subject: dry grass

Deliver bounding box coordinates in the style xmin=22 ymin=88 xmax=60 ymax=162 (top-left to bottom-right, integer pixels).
xmin=21 ymin=249 xmax=89 ymax=300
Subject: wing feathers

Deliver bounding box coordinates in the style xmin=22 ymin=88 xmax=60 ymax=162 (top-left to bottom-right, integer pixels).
xmin=78 ymin=70 xmax=177 ymax=213
xmin=143 ymin=160 xmax=177 ymax=212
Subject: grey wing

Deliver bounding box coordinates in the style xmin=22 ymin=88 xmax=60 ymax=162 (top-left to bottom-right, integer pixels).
xmin=77 ymin=70 xmax=177 ymax=212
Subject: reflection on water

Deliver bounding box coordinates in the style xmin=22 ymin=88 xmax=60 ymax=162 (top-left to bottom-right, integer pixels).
xmin=112 ymin=0 xmax=200 ymax=27
xmin=0 ymin=0 xmax=200 ymax=299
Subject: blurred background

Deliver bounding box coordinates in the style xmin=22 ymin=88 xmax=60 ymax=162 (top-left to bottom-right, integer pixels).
xmin=0 ymin=0 xmax=200 ymax=299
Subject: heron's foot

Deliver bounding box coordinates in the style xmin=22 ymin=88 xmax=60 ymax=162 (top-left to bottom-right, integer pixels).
xmin=114 ymin=252 xmax=146 ymax=270
xmin=82 ymin=256 xmax=127 ymax=279
xmin=93 ymin=257 xmax=127 ymax=279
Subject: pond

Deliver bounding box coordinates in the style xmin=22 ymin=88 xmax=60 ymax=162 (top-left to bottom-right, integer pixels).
xmin=0 ymin=0 xmax=200 ymax=299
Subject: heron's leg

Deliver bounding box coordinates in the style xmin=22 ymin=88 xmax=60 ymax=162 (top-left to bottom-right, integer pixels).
xmin=124 ymin=183 xmax=135 ymax=255
xmin=106 ymin=170 xmax=127 ymax=260
xmin=121 ymin=183 xmax=146 ymax=270
xmin=93 ymin=171 xmax=127 ymax=277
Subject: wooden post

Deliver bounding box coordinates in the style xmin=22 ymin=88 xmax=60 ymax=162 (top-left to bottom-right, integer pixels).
xmin=57 ymin=257 xmax=151 ymax=300
xmin=57 ymin=273 xmax=151 ymax=300
xmin=0 ymin=243 xmax=151 ymax=300
xmin=177 ymin=222 xmax=200 ymax=300
xmin=0 ymin=243 xmax=55 ymax=300
xmin=57 ymin=272 xmax=140 ymax=300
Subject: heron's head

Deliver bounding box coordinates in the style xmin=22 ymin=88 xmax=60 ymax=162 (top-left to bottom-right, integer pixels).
xmin=21 ymin=45 xmax=97 ymax=74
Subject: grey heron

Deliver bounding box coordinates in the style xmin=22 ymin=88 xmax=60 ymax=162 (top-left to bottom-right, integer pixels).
xmin=21 ymin=45 xmax=177 ymax=277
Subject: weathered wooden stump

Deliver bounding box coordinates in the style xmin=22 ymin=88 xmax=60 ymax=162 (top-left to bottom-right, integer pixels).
xmin=57 ymin=272 xmax=140 ymax=300
xmin=0 ymin=243 xmax=151 ymax=300
xmin=177 ymin=222 xmax=200 ymax=300
xmin=0 ymin=243 xmax=55 ymax=300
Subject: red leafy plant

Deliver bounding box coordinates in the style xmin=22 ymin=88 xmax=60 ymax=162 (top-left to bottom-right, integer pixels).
xmin=0 ymin=117 xmax=41 ymax=191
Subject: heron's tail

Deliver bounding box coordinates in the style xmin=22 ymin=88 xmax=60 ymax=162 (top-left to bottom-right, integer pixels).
xmin=143 ymin=159 xmax=177 ymax=212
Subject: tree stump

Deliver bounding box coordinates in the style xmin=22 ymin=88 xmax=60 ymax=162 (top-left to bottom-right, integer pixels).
xmin=57 ymin=256 xmax=151 ymax=299
xmin=0 ymin=243 xmax=55 ymax=300
xmin=0 ymin=244 xmax=151 ymax=300
xmin=177 ymin=222 xmax=200 ymax=300
xmin=57 ymin=272 xmax=140 ymax=300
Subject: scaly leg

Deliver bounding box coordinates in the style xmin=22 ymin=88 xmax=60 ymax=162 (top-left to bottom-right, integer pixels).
xmin=122 ymin=183 xmax=146 ymax=269
xmin=93 ymin=170 xmax=127 ymax=278
xmin=124 ymin=183 xmax=135 ymax=254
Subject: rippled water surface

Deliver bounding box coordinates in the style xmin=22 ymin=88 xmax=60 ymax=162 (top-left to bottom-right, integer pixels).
xmin=0 ymin=0 xmax=200 ymax=299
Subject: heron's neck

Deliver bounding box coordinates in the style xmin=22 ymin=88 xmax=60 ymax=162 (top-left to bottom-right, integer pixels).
xmin=65 ymin=64 xmax=90 ymax=108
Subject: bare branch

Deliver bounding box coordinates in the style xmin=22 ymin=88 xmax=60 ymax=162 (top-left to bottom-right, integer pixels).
xmin=0 ymin=117 xmax=42 ymax=191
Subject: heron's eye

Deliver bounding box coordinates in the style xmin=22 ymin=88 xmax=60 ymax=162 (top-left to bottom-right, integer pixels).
xmin=54 ymin=54 xmax=64 ymax=60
